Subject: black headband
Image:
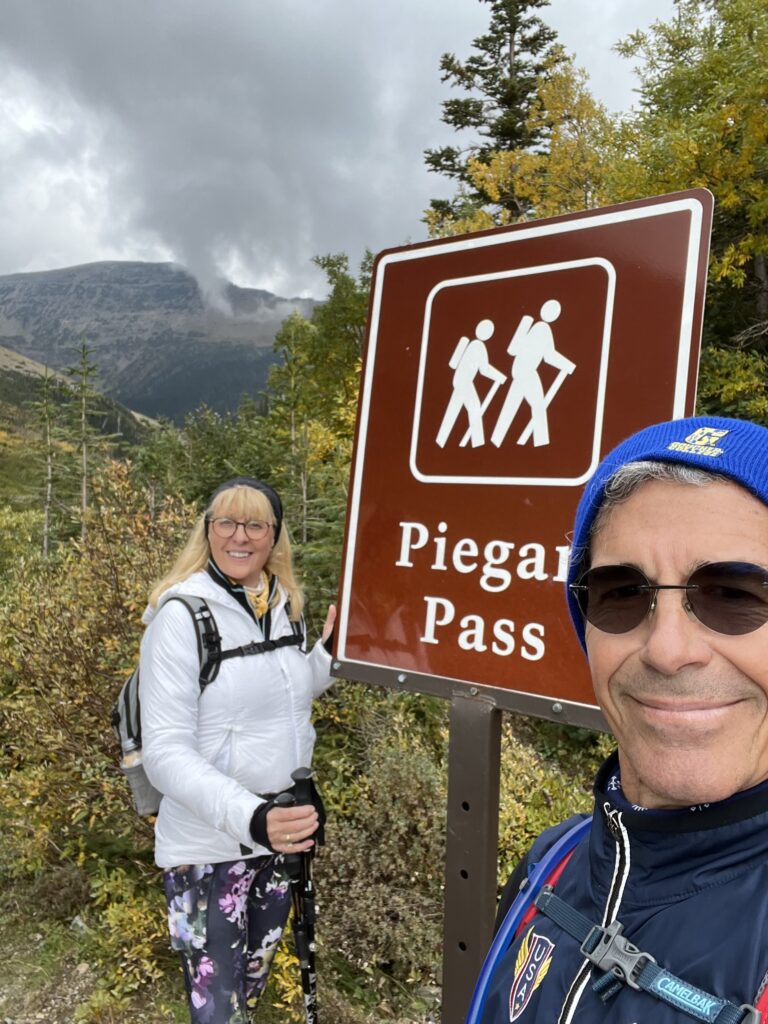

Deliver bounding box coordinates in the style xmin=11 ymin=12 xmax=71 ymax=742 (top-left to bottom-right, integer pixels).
xmin=207 ymin=477 xmax=283 ymax=542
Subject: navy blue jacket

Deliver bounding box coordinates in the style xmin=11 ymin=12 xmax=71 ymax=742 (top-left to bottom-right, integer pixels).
xmin=480 ymin=752 xmax=768 ymax=1023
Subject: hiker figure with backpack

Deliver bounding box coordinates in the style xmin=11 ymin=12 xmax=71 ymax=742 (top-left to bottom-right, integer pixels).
xmin=134 ymin=476 xmax=335 ymax=1024
xmin=470 ymin=417 xmax=768 ymax=1024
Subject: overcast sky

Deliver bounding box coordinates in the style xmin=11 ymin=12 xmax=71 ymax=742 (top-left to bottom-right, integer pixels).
xmin=0 ymin=0 xmax=675 ymax=302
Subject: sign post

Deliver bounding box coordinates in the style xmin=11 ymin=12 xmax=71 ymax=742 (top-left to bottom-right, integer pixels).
xmin=442 ymin=692 xmax=502 ymax=1020
xmin=333 ymin=190 xmax=714 ymax=1022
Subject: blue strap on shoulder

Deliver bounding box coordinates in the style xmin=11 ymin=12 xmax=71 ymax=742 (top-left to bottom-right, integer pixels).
xmin=465 ymin=815 xmax=592 ymax=1024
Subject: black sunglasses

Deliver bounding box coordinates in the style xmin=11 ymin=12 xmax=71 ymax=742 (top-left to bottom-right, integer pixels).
xmin=570 ymin=561 xmax=768 ymax=636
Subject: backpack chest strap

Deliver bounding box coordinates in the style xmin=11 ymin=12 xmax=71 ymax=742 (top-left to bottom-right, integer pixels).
xmin=199 ymin=631 xmax=305 ymax=693
xmin=219 ymin=632 xmax=304 ymax=661
xmin=534 ymin=886 xmax=760 ymax=1024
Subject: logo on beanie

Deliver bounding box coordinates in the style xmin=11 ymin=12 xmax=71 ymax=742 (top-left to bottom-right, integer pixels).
xmin=667 ymin=427 xmax=729 ymax=458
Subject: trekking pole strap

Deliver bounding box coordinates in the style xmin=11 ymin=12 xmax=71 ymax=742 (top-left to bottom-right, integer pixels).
xmin=535 ymin=887 xmax=760 ymax=1024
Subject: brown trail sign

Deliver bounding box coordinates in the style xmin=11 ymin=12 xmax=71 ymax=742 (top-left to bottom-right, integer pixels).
xmin=332 ymin=190 xmax=714 ymax=1023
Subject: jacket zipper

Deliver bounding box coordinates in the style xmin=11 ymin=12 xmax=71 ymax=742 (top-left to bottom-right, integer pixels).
xmin=556 ymin=803 xmax=631 ymax=1024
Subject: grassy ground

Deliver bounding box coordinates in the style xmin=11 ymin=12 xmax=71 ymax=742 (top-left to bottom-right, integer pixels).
xmin=0 ymin=883 xmax=326 ymax=1024
xmin=0 ymin=889 xmax=418 ymax=1024
xmin=0 ymin=912 xmax=187 ymax=1024
xmin=0 ymin=912 xmax=376 ymax=1024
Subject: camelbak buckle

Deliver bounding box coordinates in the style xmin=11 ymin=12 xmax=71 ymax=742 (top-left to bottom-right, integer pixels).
xmin=580 ymin=920 xmax=656 ymax=990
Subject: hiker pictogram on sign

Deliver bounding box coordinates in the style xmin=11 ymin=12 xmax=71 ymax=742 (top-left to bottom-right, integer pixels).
xmin=410 ymin=258 xmax=616 ymax=486
xmin=491 ymin=300 xmax=576 ymax=448
xmin=436 ymin=319 xmax=506 ymax=449
xmin=435 ymin=301 xmax=577 ymax=451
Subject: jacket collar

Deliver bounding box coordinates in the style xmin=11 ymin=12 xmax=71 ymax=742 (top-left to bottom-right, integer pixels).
xmin=588 ymin=751 xmax=768 ymax=906
xmin=206 ymin=558 xmax=279 ymax=636
xmin=596 ymin=750 xmax=768 ymax=833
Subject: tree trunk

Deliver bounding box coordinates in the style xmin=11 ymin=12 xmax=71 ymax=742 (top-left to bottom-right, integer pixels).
xmin=756 ymin=253 xmax=768 ymax=322
xmin=81 ymin=391 xmax=88 ymax=541
xmin=43 ymin=421 xmax=52 ymax=559
xmin=300 ymin=418 xmax=309 ymax=546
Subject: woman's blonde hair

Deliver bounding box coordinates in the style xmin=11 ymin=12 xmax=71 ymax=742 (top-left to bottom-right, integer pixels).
xmin=149 ymin=484 xmax=304 ymax=619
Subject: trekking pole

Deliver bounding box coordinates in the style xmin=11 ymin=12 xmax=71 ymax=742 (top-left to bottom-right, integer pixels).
xmin=458 ymin=377 xmax=503 ymax=447
xmin=516 ymin=358 xmax=575 ymax=445
xmin=275 ymin=767 xmax=318 ymax=1024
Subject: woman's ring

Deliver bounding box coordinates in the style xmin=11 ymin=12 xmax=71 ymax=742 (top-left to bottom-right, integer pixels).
xmin=284 ymin=833 xmax=292 ymax=843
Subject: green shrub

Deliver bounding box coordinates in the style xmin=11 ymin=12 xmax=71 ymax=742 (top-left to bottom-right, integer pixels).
xmin=0 ymin=461 xmax=608 ymax=1022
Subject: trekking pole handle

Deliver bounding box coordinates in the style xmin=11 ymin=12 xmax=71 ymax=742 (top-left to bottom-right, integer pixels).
xmin=291 ymin=766 xmax=314 ymax=806
xmin=274 ymin=789 xmax=304 ymax=877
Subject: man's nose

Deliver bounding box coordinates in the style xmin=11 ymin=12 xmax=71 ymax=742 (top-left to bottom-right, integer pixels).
xmin=639 ymin=589 xmax=713 ymax=675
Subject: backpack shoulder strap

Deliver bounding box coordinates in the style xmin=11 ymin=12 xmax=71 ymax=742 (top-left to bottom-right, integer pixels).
xmin=466 ymin=815 xmax=592 ymax=1024
xmin=499 ymin=815 xmax=591 ymax=947
xmin=162 ymin=595 xmax=221 ymax=692
xmin=287 ymin=600 xmax=306 ymax=651
xmin=514 ymin=837 xmax=580 ymax=939
xmin=161 ymin=593 xmax=307 ymax=696
xmin=260 ymin=588 xmax=305 ymax=648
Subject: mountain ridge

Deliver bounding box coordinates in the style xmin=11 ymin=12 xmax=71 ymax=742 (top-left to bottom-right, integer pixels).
xmin=0 ymin=260 xmax=317 ymax=422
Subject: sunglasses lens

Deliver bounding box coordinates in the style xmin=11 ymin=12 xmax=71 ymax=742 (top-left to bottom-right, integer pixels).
xmin=688 ymin=562 xmax=768 ymax=635
xmin=577 ymin=565 xmax=651 ymax=634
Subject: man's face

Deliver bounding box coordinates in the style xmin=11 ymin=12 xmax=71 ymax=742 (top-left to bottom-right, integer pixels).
xmin=586 ymin=477 xmax=768 ymax=808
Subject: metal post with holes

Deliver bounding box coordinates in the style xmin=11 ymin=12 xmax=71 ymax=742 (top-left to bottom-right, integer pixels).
xmin=441 ymin=690 xmax=502 ymax=1024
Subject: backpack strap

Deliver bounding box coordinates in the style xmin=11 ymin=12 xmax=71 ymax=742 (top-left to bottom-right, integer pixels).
xmin=163 ymin=595 xmax=221 ymax=690
xmin=215 ymin=608 xmax=305 ymax=681
xmin=535 ymin=886 xmax=760 ymax=1024
xmin=218 ymin=632 xmax=304 ymax=662
xmin=260 ymin=587 xmax=305 ymax=648
xmin=288 ymin=602 xmax=306 ymax=652
xmin=514 ymin=844 xmax=578 ymax=939
xmin=466 ymin=815 xmax=592 ymax=1024
xmin=259 ymin=574 xmax=280 ymax=640
xmin=162 ymin=593 xmax=306 ymax=696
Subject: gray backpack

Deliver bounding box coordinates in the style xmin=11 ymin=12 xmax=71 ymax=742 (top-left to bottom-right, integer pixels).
xmin=111 ymin=594 xmax=303 ymax=816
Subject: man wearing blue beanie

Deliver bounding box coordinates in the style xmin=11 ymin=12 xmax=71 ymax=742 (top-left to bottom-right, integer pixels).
xmin=473 ymin=415 xmax=768 ymax=1024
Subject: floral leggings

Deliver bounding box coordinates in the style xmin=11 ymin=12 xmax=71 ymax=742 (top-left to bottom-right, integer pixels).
xmin=163 ymin=856 xmax=291 ymax=1024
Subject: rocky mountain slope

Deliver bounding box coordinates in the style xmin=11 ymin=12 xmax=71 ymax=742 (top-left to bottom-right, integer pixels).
xmin=0 ymin=261 xmax=315 ymax=421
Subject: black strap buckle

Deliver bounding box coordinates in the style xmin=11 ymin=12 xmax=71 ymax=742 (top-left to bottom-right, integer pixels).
xmin=580 ymin=920 xmax=656 ymax=990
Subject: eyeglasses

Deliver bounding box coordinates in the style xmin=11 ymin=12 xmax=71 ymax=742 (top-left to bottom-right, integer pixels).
xmin=207 ymin=517 xmax=273 ymax=541
xmin=570 ymin=561 xmax=768 ymax=636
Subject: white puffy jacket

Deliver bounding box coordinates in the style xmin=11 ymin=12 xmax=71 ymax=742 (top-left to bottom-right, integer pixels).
xmin=139 ymin=570 xmax=333 ymax=869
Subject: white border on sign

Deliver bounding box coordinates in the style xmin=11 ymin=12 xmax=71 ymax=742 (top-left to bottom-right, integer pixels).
xmin=337 ymin=195 xmax=706 ymax=672
xmin=409 ymin=257 xmax=615 ymax=486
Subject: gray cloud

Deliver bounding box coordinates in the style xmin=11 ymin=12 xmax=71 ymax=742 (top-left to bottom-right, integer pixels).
xmin=0 ymin=0 xmax=674 ymax=301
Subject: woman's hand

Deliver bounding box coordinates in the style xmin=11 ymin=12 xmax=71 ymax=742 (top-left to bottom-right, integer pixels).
xmin=322 ymin=604 xmax=337 ymax=644
xmin=266 ymin=803 xmax=319 ymax=854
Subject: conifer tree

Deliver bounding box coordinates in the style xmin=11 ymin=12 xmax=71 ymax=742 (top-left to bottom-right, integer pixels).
xmin=425 ymin=0 xmax=561 ymax=224
xmin=64 ymin=339 xmax=109 ymax=540
xmin=27 ymin=367 xmax=64 ymax=556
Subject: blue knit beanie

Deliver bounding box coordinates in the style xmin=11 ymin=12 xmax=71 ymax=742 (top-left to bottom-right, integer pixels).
xmin=567 ymin=415 xmax=768 ymax=650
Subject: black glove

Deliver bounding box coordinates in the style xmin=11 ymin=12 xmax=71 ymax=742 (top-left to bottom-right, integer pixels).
xmin=249 ymin=780 xmax=326 ymax=849
xmin=249 ymin=796 xmax=277 ymax=850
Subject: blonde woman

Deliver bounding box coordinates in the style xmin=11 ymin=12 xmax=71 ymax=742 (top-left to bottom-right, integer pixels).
xmin=139 ymin=477 xmax=335 ymax=1023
